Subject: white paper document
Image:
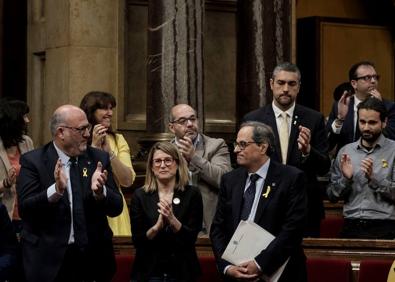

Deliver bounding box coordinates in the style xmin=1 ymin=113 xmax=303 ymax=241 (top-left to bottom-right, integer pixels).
xmin=221 ymin=220 xmax=289 ymax=282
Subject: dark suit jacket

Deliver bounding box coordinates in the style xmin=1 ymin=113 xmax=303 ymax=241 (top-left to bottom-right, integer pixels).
xmin=16 ymin=142 xmax=123 ymax=282
xmin=210 ymin=161 xmax=307 ymax=282
xmin=131 ymin=185 xmax=203 ymax=281
xmin=243 ymin=104 xmax=330 ymax=236
xmin=326 ymin=96 xmax=395 ymax=153
xmin=0 ymin=203 xmax=18 ymax=281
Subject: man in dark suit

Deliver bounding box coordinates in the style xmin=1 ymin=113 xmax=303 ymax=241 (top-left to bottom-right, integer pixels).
xmin=243 ymin=62 xmax=330 ymax=237
xmin=210 ymin=121 xmax=307 ymax=281
xmin=326 ymin=61 xmax=395 ymax=154
xmin=17 ymin=105 xmax=123 ymax=282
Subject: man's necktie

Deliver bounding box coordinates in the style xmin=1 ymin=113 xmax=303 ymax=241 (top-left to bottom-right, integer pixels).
xmin=240 ymin=174 xmax=261 ymax=221
xmin=69 ymin=157 xmax=88 ymax=247
xmin=279 ymin=112 xmax=289 ymax=164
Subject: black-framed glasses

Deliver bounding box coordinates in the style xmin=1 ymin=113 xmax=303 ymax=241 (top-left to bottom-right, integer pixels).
xmin=61 ymin=124 xmax=92 ymax=135
xmin=153 ymin=158 xmax=174 ymax=167
xmin=233 ymin=141 xmax=259 ymax=150
xmin=355 ymin=74 xmax=380 ymax=82
xmin=170 ymin=116 xmax=197 ymax=126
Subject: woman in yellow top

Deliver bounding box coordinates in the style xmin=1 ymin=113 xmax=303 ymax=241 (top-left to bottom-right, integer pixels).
xmin=80 ymin=91 xmax=135 ymax=236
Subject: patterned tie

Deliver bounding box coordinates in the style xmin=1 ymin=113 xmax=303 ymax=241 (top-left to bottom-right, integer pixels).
xmin=240 ymin=174 xmax=261 ymax=221
xmin=279 ymin=112 xmax=289 ymax=164
xmin=69 ymin=157 xmax=88 ymax=247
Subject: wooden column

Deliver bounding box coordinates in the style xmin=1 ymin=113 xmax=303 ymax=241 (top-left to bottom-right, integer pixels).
xmin=236 ymin=0 xmax=292 ymax=121
xmin=147 ymin=0 xmax=204 ymax=133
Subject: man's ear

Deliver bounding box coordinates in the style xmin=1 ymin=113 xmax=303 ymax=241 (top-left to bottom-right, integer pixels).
xmin=269 ymin=78 xmax=274 ymax=90
xmin=57 ymin=127 xmax=65 ymax=140
xmin=350 ymin=79 xmax=357 ymax=90
xmin=260 ymin=143 xmax=268 ymax=155
xmin=169 ymin=122 xmax=175 ymax=134
xmin=383 ymin=117 xmax=388 ymax=129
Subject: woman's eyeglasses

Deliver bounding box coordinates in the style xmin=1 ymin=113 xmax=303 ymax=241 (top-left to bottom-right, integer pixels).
xmin=153 ymin=158 xmax=174 ymax=167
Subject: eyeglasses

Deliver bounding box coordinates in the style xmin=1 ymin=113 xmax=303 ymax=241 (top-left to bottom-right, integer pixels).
xmin=170 ymin=116 xmax=197 ymax=126
xmin=355 ymin=74 xmax=380 ymax=82
xmin=153 ymin=158 xmax=174 ymax=167
xmin=234 ymin=141 xmax=259 ymax=150
xmin=61 ymin=124 xmax=92 ymax=135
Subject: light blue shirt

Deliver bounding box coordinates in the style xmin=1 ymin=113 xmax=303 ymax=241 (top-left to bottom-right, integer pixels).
xmin=244 ymin=159 xmax=271 ymax=221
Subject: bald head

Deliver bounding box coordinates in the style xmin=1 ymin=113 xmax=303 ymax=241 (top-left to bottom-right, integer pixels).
xmin=169 ymin=104 xmax=199 ymax=140
xmin=50 ymin=104 xmax=91 ymax=157
xmin=50 ymin=105 xmax=86 ymax=136
xmin=169 ymin=104 xmax=196 ymax=122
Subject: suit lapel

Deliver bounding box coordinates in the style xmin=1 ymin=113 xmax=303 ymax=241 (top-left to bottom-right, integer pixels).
xmin=343 ymin=96 xmax=355 ymax=141
xmin=287 ymin=105 xmax=301 ymax=161
xmin=0 ymin=138 xmax=11 ymax=172
xmin=232 ymin=169 xmax=249 ymax=229
xmin=254 ymin=161 xmax=280 ymax=223
xmin=194 ymin=134 xmax=206 ymax=159
xmin=172 ymin=189 xmax=184 ymax=218
xmin=77 ymin=153 xmax=95 ymax=195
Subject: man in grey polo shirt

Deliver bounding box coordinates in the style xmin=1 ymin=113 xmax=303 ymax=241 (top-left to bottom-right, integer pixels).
xmin=328 ymin=96 xmax=395 ymax=239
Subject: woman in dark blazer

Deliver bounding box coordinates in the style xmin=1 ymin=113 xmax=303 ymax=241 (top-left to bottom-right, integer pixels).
xmin=130 ymin=141 xmax=203 ymax=282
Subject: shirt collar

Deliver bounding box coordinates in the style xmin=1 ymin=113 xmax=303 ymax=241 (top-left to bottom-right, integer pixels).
xmin=53 ymin=142 xmax=74 ymax=165
xmin=272 ymin=101 xmax=295 ymax=119
xmin=356 ymin=133 xmax=386 ymax=152
xmin=249 ymin=158 xmax=271 ymax=181
xmin=354 ymin=95 xmax=363 ymax=110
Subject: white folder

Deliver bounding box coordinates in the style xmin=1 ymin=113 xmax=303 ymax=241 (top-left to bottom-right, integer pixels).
xmin=221 ymin=220 xmax=289 ymax=282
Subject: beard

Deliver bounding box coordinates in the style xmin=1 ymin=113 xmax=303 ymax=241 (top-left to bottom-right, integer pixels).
xmin=361 ymin=130 xmax=381 ymax=145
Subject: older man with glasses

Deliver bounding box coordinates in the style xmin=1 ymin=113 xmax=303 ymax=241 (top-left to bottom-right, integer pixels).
xmin=168 ymin=104 xmax=232 ymax=235
xmin=210 ymin=121 xmax=307 ymax=282
xmin=327 ymin=61 xmax=395 ymax=155
xmin=17 ymin=105 xmax=122 ymax=282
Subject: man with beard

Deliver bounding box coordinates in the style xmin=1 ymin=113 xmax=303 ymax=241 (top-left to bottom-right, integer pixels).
xmin=169 ymin=104 xmax=232 ymax=235
xmin=326 ymin=61 xmax=395 ymax=154
xmin=327 ymin=97 xmax=395 ymax=239
xmin=243 ymin=62 xmax=330 ymax=237
xmin=17 ymin=105 xmax=123 ymax=282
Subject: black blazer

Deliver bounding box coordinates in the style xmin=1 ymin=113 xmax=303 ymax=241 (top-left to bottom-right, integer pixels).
xmin=243 ymin=104 xmax=330 ymax=236
xmin=16 ymin=142 xmax=123 ymax=282
xmin=210 ymin=161 xmax=307 ymax=282
xmin=326 ymin=96 xmax=395 ymax=153
xmin=131 ymin=185 xmax=203 ymax=281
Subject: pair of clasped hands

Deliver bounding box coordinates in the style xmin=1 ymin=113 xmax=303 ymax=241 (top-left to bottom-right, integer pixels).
xmin=54 ymin=124 xmax=109 ymax=196
xmin=152 ymin=197 xmax=181 ymax=233
xmin=340 ymin=154 xmax=374 ymax=181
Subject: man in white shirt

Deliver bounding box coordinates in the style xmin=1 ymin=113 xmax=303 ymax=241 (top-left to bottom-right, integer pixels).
xmin=326 ymin=61 xmax=395 ymax=155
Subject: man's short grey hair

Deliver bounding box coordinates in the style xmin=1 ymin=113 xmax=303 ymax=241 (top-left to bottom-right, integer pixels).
xmin=272 ymin=62 xmax=301 ymax=82
xmin=49 ymin=111 xmax=66 ymax=136
xmin=240 ymin=121 xmax=275 ymax=156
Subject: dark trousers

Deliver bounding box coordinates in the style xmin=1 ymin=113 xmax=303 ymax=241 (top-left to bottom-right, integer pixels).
xmin=341 ymin=219 xmax=395 ymax=239
xmin=55 ymin=244 xmax=88 ymax=282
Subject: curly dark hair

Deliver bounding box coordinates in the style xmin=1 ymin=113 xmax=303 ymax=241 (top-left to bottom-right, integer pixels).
xmin=0 ymin=99 xmax=30 ymax=148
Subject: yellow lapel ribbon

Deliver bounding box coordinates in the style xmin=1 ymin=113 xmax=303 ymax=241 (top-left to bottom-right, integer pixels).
xmin=262 ymin=186 xmax=271 ymax=198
